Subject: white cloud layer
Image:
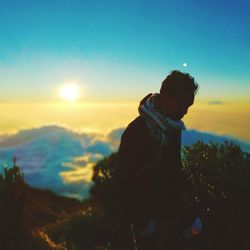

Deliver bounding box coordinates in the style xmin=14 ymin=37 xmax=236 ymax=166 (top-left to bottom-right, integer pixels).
xmin=0 ymin=125 xmax=249 ymax=200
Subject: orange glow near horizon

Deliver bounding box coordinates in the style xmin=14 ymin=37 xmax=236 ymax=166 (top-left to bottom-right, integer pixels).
xmin=0 ymin=101 xmax=249 ymax=142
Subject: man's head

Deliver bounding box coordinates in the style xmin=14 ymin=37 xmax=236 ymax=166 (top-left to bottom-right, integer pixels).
xmin=159 ymin=70 xmax=198 ymax=121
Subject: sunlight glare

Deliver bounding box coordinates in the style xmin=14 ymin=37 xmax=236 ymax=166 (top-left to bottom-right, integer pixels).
xmin=59 ymin=83 xmax=80 ymax=101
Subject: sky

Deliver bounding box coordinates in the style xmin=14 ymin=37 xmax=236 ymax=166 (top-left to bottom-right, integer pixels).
xmin=0 ymin=0 xmax=249 ymax=141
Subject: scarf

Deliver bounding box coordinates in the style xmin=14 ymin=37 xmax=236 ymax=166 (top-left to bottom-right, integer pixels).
xmin=138 ymin=93 xmax=185 ymax=146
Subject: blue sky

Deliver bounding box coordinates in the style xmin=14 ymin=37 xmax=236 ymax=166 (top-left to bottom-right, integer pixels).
xmin=0 ymin=0 xmax=249 ymax=102
xmin=1 ymin=0 xmax=250 ymax=199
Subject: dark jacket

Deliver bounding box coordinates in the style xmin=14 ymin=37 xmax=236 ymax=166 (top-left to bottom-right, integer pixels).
xmin=115 ymin=116 xmax=195 ymax=229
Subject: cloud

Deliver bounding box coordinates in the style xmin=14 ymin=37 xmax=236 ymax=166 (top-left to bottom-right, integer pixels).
xmin=182 ymin=129 xmax=250 ymax=152
xmin=0 ymin=125 xmax=249 ymax=200
xmin=207 ymin=101 xmax=224 ymax=105
xmin=0 ymin=125 xmax=115 ymax=200
xmin=85 ymin=140 xmax=112 ymax=155
xmin=60 ymin=153 xmax=104 ymax=184
xmin=60 ymin=162 xmax=94 ymax=184
xmin=106 ymin=128 xmax=124 ymax=150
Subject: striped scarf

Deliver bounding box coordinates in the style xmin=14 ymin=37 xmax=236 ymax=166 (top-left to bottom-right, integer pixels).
xmin=138 ymin=93 xmax=185 ymax=146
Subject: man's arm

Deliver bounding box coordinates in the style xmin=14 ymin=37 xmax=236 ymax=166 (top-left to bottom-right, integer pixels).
xmin=115 ymin=119 xmax=160 ymax=228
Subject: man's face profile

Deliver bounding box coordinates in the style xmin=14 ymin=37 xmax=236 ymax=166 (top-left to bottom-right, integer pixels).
xmin=161 ymin=91 xmax=195 ymax=121
xmin=175 ymin=92 xmax=195 ymax=119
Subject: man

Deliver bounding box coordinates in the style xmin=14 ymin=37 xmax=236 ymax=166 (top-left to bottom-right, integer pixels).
xmin=115 ymin=70 xmax=202 ymax=250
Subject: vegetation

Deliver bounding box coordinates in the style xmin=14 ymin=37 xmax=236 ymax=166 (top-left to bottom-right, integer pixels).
xmin=0 ymin=158 xmax=29 ymax=250
xmin=0 ymin=159 xmax=85 ymax=250
xmin=89 ymin=141 xmax=250 ymax=250
xmin=0 ymin=141 xmax=249 ymax=249
xmin=181 ymin=141 xmax=250 ymax=249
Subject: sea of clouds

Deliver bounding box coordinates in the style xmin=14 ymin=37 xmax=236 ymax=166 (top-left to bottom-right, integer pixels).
xmin=0 ymin=125 xmax=249 ymax=200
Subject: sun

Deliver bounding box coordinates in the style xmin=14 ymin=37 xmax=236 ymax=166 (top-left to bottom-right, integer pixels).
xmin=59 ymin=83 xmax=80 ymax=101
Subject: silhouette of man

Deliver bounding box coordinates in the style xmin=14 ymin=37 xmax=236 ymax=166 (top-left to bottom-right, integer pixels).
xmin=115 ymin=70 xmax=202 ymax=250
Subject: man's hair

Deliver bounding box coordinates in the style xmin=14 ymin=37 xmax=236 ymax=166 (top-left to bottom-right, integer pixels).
xmin=160 ymin=70 xmax=199 ymax=97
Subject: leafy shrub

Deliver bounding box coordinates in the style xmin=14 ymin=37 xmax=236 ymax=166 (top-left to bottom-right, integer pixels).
xmin=182 ymin=141 xmax=250 ymax=249
xmin=0 ymin=159 xmax=30 ymax=250
xmin=89 ymin=141 xmax=250 ymax=250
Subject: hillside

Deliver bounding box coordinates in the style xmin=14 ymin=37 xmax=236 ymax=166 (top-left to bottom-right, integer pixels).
xmin=0 ymin=166 xmax=91 ymax=250
xmin=1 ymin=140 xmax=250 ymax=249
xmin=24 ymin=186 xmax=85 ymax=228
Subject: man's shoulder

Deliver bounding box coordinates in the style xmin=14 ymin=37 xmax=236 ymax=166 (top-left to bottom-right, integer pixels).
xmin=127 ymin=116 xmax=146 ymax=130
xmin=119 ymin=116 xmax=158 ymax=158
xmin=121 ymin=116 xmax=151 ymax=142
xmin=123 ymin=116 xmax=182 ymax=149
